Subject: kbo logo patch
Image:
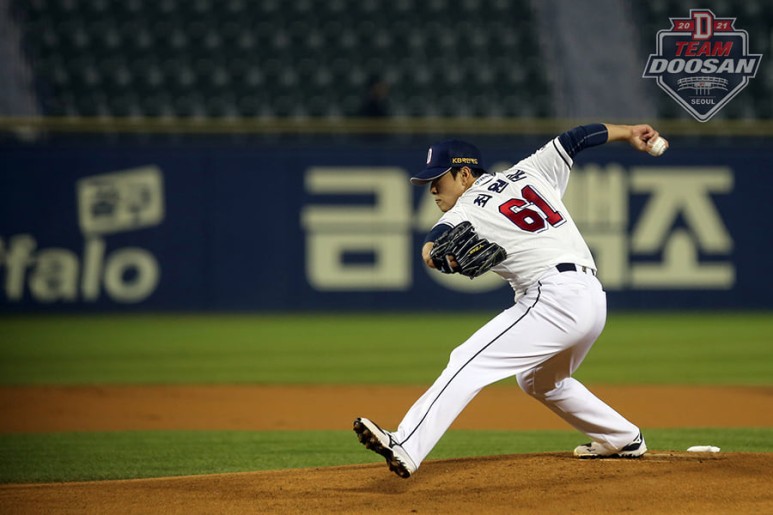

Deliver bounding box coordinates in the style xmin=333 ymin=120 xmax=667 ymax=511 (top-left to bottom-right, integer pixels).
xmin=643 ymin=9 xmax=762 ymax=122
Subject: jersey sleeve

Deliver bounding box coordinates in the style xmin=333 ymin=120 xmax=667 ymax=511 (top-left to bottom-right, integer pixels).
xmin=423 ymin=222 xmax=453 ymax=244
xmin=518 ymin=124 xmax=608 ymax=196
xmin=517 ymin=137 xmax=574 ymax=195
xmin=557 ymin=124 xmax=608 ymax=159
xmin=431 ymin=209 xmax=466 ymax=233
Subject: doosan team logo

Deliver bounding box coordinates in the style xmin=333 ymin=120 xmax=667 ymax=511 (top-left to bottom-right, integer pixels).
xmin=643 ymin=9 xmax=762 ymax=122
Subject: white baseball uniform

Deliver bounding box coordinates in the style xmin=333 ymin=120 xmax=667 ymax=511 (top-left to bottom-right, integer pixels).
xmin=392 ymin=136 xmax=641 ymax=468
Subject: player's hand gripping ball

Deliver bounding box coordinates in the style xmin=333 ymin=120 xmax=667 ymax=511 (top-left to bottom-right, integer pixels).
xmin=430 ymin=221 xmax=507 ymax=278
xmin=647 ymin=136 xmax=669 ymax=157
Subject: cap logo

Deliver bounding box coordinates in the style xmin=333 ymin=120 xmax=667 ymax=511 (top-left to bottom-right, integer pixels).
xmin=426 ymin=148 xmax=432 ymax=164
xmin=451 ymin=157 xmax=479 ymax=165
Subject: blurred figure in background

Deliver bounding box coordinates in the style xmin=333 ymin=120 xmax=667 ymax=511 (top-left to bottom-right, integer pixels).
xmin=358 ymin=75 xmax=391 ymax=118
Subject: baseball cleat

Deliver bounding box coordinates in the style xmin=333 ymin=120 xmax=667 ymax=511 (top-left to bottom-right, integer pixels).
xmin=353 ymin=417 xmax=417 ymax=478
xmin=573 ymin=433 xmax=647 ymax=459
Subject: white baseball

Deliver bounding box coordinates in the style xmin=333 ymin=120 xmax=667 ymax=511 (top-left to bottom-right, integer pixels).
xmin=647 ymin=136 xmax=668 ymax=157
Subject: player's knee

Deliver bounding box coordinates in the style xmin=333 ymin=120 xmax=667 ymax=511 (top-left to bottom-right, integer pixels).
xmin=447 ymin=344 xmax=476 ymax=365
xmin=516 ymin=370 xmax=561 ymax=399
xmin=516 ymin=371 xmax=541 ymax=397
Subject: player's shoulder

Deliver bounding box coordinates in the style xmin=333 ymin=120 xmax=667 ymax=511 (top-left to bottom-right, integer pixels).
xmin=474 ymin=168 xmax=535 ymax=188
xmin=463 ymin=172 xmax=509 ymax=197
xmin=471 ymin=172 xmax=498 ymax=189
xmin=519 ymin=137 xmax=564 ymax=163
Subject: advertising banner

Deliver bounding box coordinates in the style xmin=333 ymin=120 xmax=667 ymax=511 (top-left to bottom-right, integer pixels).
xmin=1 ymin=136 xmax=771 ymax=311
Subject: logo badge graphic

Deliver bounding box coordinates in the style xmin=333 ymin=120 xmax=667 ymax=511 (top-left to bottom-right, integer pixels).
xmin=643 ymin=9 xmax=762 ymax=122
xmin=77 ymin=166 xmax=165 ymax=235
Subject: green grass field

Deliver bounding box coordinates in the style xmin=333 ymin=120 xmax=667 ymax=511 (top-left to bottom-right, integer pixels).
xmin=1 ymin=312 xmax=771 ymax=385
xmin=0 ymin=312 xmax=771 ymax=483
xmin=1 ymin=428 xmax=770 ymax=484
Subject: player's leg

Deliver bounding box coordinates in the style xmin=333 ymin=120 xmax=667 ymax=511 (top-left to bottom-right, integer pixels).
xmin=517 ymin=362 xmax=641 ymax=451
xmin=391 ymin=285 xmax=547 ymax=466
xmin=515 ymin=273 xmax=641 ymax=451
xmin=392 ymin=271 xmax=605 ymax=467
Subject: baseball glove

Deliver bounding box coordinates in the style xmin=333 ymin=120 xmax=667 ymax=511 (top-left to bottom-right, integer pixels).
xmin=430 ymin=221 xmax=507 ymax=278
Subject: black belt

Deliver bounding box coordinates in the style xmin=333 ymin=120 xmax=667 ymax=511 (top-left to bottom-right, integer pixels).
xmin=556 ymin=263 xmax=596 ymax=276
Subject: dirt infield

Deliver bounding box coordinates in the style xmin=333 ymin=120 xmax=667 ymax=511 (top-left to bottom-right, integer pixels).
xmin=2 ymin=384 xmax=772 ymax=432
xmin=1 ymin=385 xmax=772 ymax=513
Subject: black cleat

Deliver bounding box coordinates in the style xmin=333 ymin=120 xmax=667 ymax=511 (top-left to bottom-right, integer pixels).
xmin=353 ymin=417 xmax=417 ymax=478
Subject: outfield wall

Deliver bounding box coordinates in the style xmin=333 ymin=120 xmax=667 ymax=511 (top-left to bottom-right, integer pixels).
xmin=1 ymin=134 xmax=771 ymax=311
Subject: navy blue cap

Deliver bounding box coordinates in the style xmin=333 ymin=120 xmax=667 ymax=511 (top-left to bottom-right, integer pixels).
xmin=410 ymin=139 xmax=485 ymax=185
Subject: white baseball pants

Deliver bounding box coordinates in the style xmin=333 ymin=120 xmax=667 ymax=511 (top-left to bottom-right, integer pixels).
xmin=393 ymin=268 xmax=641 ymax=467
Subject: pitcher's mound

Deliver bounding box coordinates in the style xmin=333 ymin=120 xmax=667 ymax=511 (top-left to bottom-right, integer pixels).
xmin=2 ymin=452 xmax=771 ymax=514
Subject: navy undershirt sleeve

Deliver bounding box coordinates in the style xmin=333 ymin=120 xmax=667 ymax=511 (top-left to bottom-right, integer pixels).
xmin=423 ymin=223 xmax=453 ymax=244
xmin=557 ymin=124 xmax=609 ymax=159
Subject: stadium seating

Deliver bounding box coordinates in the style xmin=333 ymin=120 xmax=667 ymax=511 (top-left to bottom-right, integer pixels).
xmin=9 ymin=0 xmax=772 ymax=119
xmin=10 ymin=0 xmax=552 ymax=118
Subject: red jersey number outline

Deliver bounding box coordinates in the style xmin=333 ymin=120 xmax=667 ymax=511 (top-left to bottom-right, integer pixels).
xmin=498 ymin=185 xmax=565 ymax=233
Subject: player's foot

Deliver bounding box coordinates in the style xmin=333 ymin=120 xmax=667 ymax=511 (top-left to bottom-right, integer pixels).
xmin=353 ymin=417 xmax=417 ymax=478
xmin=573 ymin=432 xmax=647 ymax=459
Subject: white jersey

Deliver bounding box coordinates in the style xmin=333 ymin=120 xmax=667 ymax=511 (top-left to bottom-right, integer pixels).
xmin=435 ymin=136 xmax=595 ymax=294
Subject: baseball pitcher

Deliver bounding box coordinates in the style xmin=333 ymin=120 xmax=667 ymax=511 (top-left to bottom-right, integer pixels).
xmin=354 ymin=124 xmax=668 ymax=478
